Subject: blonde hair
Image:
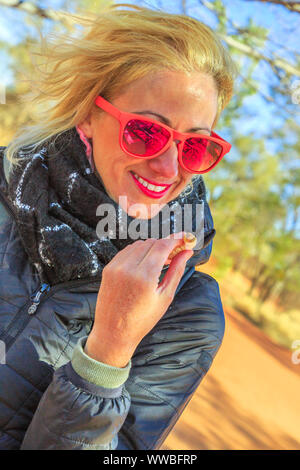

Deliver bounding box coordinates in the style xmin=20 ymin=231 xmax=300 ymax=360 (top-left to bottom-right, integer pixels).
xmin=5 ymin=3 xmax=237 ymax=166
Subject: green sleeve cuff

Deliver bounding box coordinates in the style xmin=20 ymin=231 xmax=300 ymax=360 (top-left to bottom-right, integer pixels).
xmin=71 ymin=336 xmax=132 ymax=389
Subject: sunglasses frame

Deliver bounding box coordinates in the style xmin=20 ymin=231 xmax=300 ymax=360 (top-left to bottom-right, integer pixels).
xmin=94 ymin=95 xmax=231 ymax=174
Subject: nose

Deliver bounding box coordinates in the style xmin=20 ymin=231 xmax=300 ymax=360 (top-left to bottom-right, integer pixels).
xmin=147 ymin=141 xmax=179 ymax=180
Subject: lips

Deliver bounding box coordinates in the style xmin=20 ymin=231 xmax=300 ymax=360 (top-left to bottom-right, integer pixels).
xmin=130 ymin=172 xmax=172 ymax=199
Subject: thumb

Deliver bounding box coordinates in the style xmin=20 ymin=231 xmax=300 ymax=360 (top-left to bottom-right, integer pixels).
xmin=157 ymin=250 xmax=193 ymax=297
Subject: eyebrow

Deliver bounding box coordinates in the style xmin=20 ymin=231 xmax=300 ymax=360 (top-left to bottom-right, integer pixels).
xmin=133 ymin=110 xmax=211 ymax=134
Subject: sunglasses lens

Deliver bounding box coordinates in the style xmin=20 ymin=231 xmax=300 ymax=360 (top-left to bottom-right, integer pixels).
xmin=123 ymin=119 xmax=170 ymax=156
xmin=182 ymin=137 xmax=223 ymax=172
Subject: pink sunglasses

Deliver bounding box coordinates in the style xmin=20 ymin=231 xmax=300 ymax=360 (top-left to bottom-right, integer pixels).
xmin=94 ymin=96 xmax=231 ymax=174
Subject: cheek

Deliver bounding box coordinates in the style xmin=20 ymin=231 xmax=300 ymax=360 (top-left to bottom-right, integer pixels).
xmin=93 ymin=141 xmax=133 ymax=194
xmin=92 ymin=135 xmax=119 ymax=175
xmin=179 ymin=169 xmax=193 ymax=187
xmin=92 ymin=116 xmax=120 ymax=160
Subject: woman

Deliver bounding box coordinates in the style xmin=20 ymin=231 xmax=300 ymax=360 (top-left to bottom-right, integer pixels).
xmin=0 ymin=5 xmax=236 ymax=450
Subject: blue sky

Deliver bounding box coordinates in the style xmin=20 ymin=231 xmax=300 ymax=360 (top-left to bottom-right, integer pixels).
xmin=0 ymin=0 xmax=299 ymax=140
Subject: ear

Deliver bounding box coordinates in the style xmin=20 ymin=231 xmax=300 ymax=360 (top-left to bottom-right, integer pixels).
xmin=77 ymin=112 xmax=93 ymax=139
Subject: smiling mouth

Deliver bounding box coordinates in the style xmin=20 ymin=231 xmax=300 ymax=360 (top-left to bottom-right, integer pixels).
xmin=130 ymin=171 xmax=172 ymax=199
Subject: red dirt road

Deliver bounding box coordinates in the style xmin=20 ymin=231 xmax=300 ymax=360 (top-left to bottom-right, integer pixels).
xmin=161 ymin=298 xmax=300 ymax=450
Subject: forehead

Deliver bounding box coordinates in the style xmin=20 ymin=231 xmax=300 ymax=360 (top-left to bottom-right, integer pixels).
xmin=115 ymin=70 xmax=218 ymax=127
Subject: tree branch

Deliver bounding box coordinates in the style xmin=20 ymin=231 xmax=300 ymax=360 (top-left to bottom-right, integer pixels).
xmin=220 ymin=33 xmax=300 ymax=77
xmin=0 ymin=0 xmax=75 ymax=25
xmin=198 ymin=0 xmax=300 ymax=78
xmin=245 ymin=0 xmax=300 ymax=13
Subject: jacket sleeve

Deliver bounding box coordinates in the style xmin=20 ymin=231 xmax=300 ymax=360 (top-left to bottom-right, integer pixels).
xmin=21 ymin=270 xmax=225 ymax=451
xmin=117 ymin=269 xmax=225 ymax=450
xmin=21 ymin=338 xmax=132 ymax=450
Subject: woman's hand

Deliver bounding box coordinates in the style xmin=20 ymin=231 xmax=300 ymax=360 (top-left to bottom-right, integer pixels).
xmin=85 ymin=234 xmax=194 ymax=368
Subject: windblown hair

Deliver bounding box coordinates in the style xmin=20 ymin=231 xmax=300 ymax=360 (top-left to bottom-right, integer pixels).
xmin=5 ymin=3 xmax=237 ymax=166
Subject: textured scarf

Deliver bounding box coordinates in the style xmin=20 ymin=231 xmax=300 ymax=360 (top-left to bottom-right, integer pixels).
xmin=6 ymin=127 xmax=206 ymax=286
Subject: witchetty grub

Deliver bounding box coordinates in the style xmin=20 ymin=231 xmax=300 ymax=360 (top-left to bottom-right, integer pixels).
xmin=167 ymin=232 xmax=197 ymax=261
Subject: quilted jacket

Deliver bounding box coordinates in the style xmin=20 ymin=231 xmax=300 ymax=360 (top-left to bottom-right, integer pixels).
xmin=0 ymin=146 xmax=225 ymax=450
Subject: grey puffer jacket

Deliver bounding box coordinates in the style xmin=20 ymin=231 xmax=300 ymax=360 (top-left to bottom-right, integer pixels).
xmin=0 ymin=147 xmax=225 ymax=450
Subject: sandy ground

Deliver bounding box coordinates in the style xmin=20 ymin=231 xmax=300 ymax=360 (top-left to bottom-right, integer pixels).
xmin=161 ymin=271 xmax=300 ymax=450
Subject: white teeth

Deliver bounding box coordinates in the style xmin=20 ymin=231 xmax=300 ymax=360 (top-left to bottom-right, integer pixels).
xmin=133 ymin=173 xmax=168 ymax=192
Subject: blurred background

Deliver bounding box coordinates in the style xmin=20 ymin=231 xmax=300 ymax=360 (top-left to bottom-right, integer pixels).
xmin=0 ymin=0 xmax=299 ymax=450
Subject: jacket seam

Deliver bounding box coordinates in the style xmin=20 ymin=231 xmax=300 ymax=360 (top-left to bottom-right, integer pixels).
xmin=33 ymin=310 xmax=93 ymax=356
xmin=1 ymin=299 xmax=35 ymax=345
xmin=60 ymin=365 xmax=127 ymax=399
xmin=163 ymin=323 xmax=224 ymax=344
xmin=0 ymin=295 xmax=21 ymax=308
xmin=153 ymin=391 xmax=194 ymax=450
xmin=3 ymin=372 xmax=50 ymax=434
xmin=30 ymin=316 xmax=72 ymax=356
xmin=3 ymin=326 xmax=94 ymax=433
xmin=52 ymin=335 xmax=72 ymax=369
xmin=0 ymin=398 xmax=19 ymax=414
xmin=159 ymin=329 xmax=224 ymax=347
xmin=125 ymin=386 xmax=181 ymax=450
xmin=36 ymin=408 xmax=113 ymax=449
xmin=185 ymin=364 xmax=207 ymax=378
xmin=0 ymin=251 xmax=32 ymax=263
xmin=0 ymin=429 xmax=22 ymax=446
xmin=4 ymin=219 xmax=14 ymax=260
xmin=3 ymin=337 xmax=71 ymax=432
xmin=179 ymin=280 xmax=217 ymax=297
xmin=3 ymin=362 xmax=46 ymax=393
xmin=207 ymin=331 xmax=225 ymax=344
xmin=120 ymin=422 xmax=152 ymax=450
xmin=143 ymin=353 xmax=209 ymax=376
xmin=43 ymin=373 xmax=119 ymax=449
xmin=126 ymin=378 xmax=178 ymax=414
xmin=151 ymin=320 xmax=224 ymax=346
xmin=192 ymin=271 xmax=219 ymax=283
xmin=150 ymin=369 xmax=209 ymax=450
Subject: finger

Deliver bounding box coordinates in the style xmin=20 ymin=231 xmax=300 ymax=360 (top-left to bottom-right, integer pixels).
xmin=109 ymin=239 xmax=156 ymax=266
xmin=164 ymin=232 xmax=197 ymax=265
xmin=126 ymin=238 xmax=158 ymax=265
xmin=137 ymin=236 xmax=185 ymax=272
xmin=156 ymin=249 xmax=193 ymax=297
